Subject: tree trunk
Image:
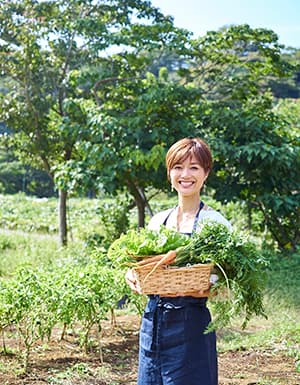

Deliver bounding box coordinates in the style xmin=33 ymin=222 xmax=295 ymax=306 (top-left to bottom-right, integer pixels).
xmin=247 ymin=202 xmax=252 ymax=230
xmin=125 ymin=179 xmax=149 ymax=228
xmin=136 ymin=196 xmax=146 ymax=228
xmin=58 ymin=189 xmax=68 ymax=246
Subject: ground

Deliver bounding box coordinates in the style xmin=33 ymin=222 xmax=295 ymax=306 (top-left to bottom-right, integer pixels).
xmin=0 ymin=314 xmax=299 ymax=385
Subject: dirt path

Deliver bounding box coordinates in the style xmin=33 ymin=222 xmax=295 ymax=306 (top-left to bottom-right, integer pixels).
xmin=0 ymin=314 xmax=299 ymax=385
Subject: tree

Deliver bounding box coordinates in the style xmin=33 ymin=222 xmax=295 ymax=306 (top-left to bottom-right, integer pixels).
xmin=203 ymin=94 xmax=299 ymax=251
xmin=55 ymin=69 xmax=202 ymax=227
xmin=268 ymin=47 xmax=300 ymax=99
xmin=0 ymin=147 xmax=54 ymax=196
xmin=52 ymin=23 xmax=299 ymax=245
xmin=183 ymin=25 xmax=299 ymax=251
xmin=0 ymin=0 xmax=189 ymax=244
xmin=187 ymin=24 xmax=292 ymax=101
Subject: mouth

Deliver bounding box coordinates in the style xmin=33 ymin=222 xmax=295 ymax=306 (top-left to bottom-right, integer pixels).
xmin=179 ymin=181 xmax=195 ymax=188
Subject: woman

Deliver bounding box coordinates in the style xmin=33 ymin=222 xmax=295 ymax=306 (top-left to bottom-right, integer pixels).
xmin=126 ymin=137 xmax=231 ymax=385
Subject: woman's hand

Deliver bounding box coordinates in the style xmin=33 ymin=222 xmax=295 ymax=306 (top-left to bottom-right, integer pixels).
xmin=125 ymin=268 xmax=142 ymax=294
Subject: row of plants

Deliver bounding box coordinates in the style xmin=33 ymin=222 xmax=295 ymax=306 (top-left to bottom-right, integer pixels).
xmin=0 ymin=191 xmax=146 ymax=372
xmin=0 ymin=253 xmax=143 ymax=372
xmin=0 ymin=193 xmax=99 ymax=235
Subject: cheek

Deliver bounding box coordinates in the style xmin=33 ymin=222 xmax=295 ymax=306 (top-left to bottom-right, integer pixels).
xmin=169 ymin=170 xmax=176 ymax=182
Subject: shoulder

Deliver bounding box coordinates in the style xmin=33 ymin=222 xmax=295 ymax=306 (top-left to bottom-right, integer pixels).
xmin=197 ymin=204 xmax=232 ymax=231
xmin=147 ymin=208 xmax=173 ymax=231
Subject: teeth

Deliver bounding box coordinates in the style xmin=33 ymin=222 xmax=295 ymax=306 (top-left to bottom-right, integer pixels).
xmin=180 ymin=181 xmax=193 ymax=187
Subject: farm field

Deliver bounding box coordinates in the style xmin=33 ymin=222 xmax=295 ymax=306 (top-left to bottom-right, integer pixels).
xmin=0 ymin=194 xmax=299 ymax=385
xmin=0 ymin=311 xmax=299 ymax=385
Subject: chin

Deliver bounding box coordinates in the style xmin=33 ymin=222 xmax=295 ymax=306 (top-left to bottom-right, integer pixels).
xmin=179 ymin=190 xmax=198 ymax=196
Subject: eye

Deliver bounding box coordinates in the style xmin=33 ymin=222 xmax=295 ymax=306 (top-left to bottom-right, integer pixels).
xmin=173 ymin=164 xmax=182 ymax=170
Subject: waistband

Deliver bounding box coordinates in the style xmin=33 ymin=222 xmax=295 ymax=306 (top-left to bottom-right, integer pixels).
xmin=148 ymin=295 xmax=207 ymax=308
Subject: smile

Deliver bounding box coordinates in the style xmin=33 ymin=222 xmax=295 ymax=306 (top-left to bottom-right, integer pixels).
xmin=179 ymin=181 xmax=195 ymax=187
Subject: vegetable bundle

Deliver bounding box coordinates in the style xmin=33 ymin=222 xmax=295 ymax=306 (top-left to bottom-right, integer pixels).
xmin=108 ymin=222 xmax=269 ymax=330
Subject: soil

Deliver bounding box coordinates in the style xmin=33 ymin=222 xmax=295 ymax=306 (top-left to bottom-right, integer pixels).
xmin=0 ymin=313 xmax=299 ymax=385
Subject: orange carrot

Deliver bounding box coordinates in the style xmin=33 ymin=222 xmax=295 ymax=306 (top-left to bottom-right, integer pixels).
xmin=142 ymin=250 xmax=177 ymax=282
xmin=137 ymin=254 xmax=168 ymax=266
xmin=135 ymin=260 xmax=163 ymax=269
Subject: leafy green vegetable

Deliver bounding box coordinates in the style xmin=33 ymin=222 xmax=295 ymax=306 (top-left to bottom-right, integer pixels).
xmin=108 ymin=222 xmax=270 ymax=330
xmin=108 ymin=226 xmax=189 ymax=266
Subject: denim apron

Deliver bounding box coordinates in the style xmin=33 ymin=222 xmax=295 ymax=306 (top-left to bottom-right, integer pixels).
xmin=137 ymin=202 xmax=218 ymax=385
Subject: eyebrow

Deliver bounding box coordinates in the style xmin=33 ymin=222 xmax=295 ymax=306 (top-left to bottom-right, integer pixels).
xmin=174 ymin=161 xmax=200 ymax=165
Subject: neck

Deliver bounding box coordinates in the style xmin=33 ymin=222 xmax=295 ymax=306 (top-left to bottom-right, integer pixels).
xmin=176 ymin=196 xmax=202 ymax=233
xmin=177 ymin=195 xmax=201 ymax=214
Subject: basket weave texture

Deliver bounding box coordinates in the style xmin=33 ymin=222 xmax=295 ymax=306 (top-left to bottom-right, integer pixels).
xmin=133 ymin=260 xmax=213 ymax=296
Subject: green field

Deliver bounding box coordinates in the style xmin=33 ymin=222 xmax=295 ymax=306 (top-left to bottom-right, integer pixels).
xmin=0 ymin=193 xmax=299 ymax=384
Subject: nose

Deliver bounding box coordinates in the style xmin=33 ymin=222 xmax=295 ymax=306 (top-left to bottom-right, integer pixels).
xmin=181 ymin=167 xmax=190 ymax=177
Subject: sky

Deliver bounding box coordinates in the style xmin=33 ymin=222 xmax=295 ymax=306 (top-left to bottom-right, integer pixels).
xmin=151 ymin=0 xmax=300 ymax=48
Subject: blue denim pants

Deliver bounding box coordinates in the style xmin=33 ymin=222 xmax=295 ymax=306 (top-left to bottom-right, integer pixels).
xmin=137 ymin=295 xmax=217 ymax=385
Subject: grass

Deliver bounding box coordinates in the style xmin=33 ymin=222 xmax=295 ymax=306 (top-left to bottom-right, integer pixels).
xmin=47 ymin=362 xmax=95 ymax=383
xmin=216 ymin=250 xmax=300 ymax=371
xmin=0 ymin=231 xmax=58 ymax=276
xmin=0 ymin=192 xmax=110 ymax=239
xmin=0 ymin=231 xmax=89 ymax=277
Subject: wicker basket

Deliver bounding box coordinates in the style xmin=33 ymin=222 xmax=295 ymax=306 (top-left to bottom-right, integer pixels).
xmin=133 ymin=261 xmax=213 ymax=296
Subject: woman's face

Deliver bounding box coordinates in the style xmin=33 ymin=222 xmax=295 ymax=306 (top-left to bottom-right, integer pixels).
xmin=169 ymin=154 xmax=208 ymax=197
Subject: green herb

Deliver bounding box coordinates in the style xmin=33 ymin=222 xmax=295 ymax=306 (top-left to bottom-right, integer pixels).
xmin=174 ymin=222 xmax=269 ymax=330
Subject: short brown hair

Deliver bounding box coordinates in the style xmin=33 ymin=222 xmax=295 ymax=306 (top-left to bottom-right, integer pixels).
xmin=166 ymin=137 xmax=213 ymax=180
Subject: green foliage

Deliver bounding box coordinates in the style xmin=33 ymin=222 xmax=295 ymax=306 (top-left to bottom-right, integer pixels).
xmin=109 ymin=222 xmax=270 ymax=330
xmin=180 ymin=24 xmax=299 ymax=251
xmin=0 ymin=268 xmax=57 ymax=371
xmin=0 ymin=4 xmax=298 ymax=249
xmin=0 ymin=147 xmax=54 ymax=196
xmin=204 ymin=93 xmax=299 ymax=251
xmin=0 ymin=193 xmax=131 ymax=242
xmin=70 ymin=71 xmax=202 ymax=226
xmin=49 ymin=260 xmax=127 ymax=352
xmin=0 ymin=231 xmax=61 ymax=276
xmin=0 ymin=256 xmax=131 ymax=369
xmin=0 ymin=0 xmax=189 ymax=242
xmin=266 ymin=249 xmax=300 ymax=308
xmin=218 ymin=250 xmax=300 ymax=370
xmin=269 ymin=47 xmax=300 ymax=98
xmin=92 ymin=195 xmax=130 ymax=247
xmin=188 ymin=24 xmax=293 ymax=100
xmin=0 ymin=193 xmax=58 ymax=233
xmin=108 ymin=225 xmax=189 ymax=266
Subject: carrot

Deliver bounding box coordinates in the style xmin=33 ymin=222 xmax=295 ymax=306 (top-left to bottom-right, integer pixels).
xmin=137 ymin=254 xmax=168 ymax=266
xmin=142 ymin=249 xmax=177 ymax=282
xmin=135 ymin=260 xmax=163 ymax=269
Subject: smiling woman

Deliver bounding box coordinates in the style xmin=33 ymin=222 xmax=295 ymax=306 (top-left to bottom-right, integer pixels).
xmin=155 ymin=138 xmax=230 ymax=235
xmin=167 ymin=138 xmax=211 ymax=232
xmin=125 ymin=137 xmax=232 ymax=385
